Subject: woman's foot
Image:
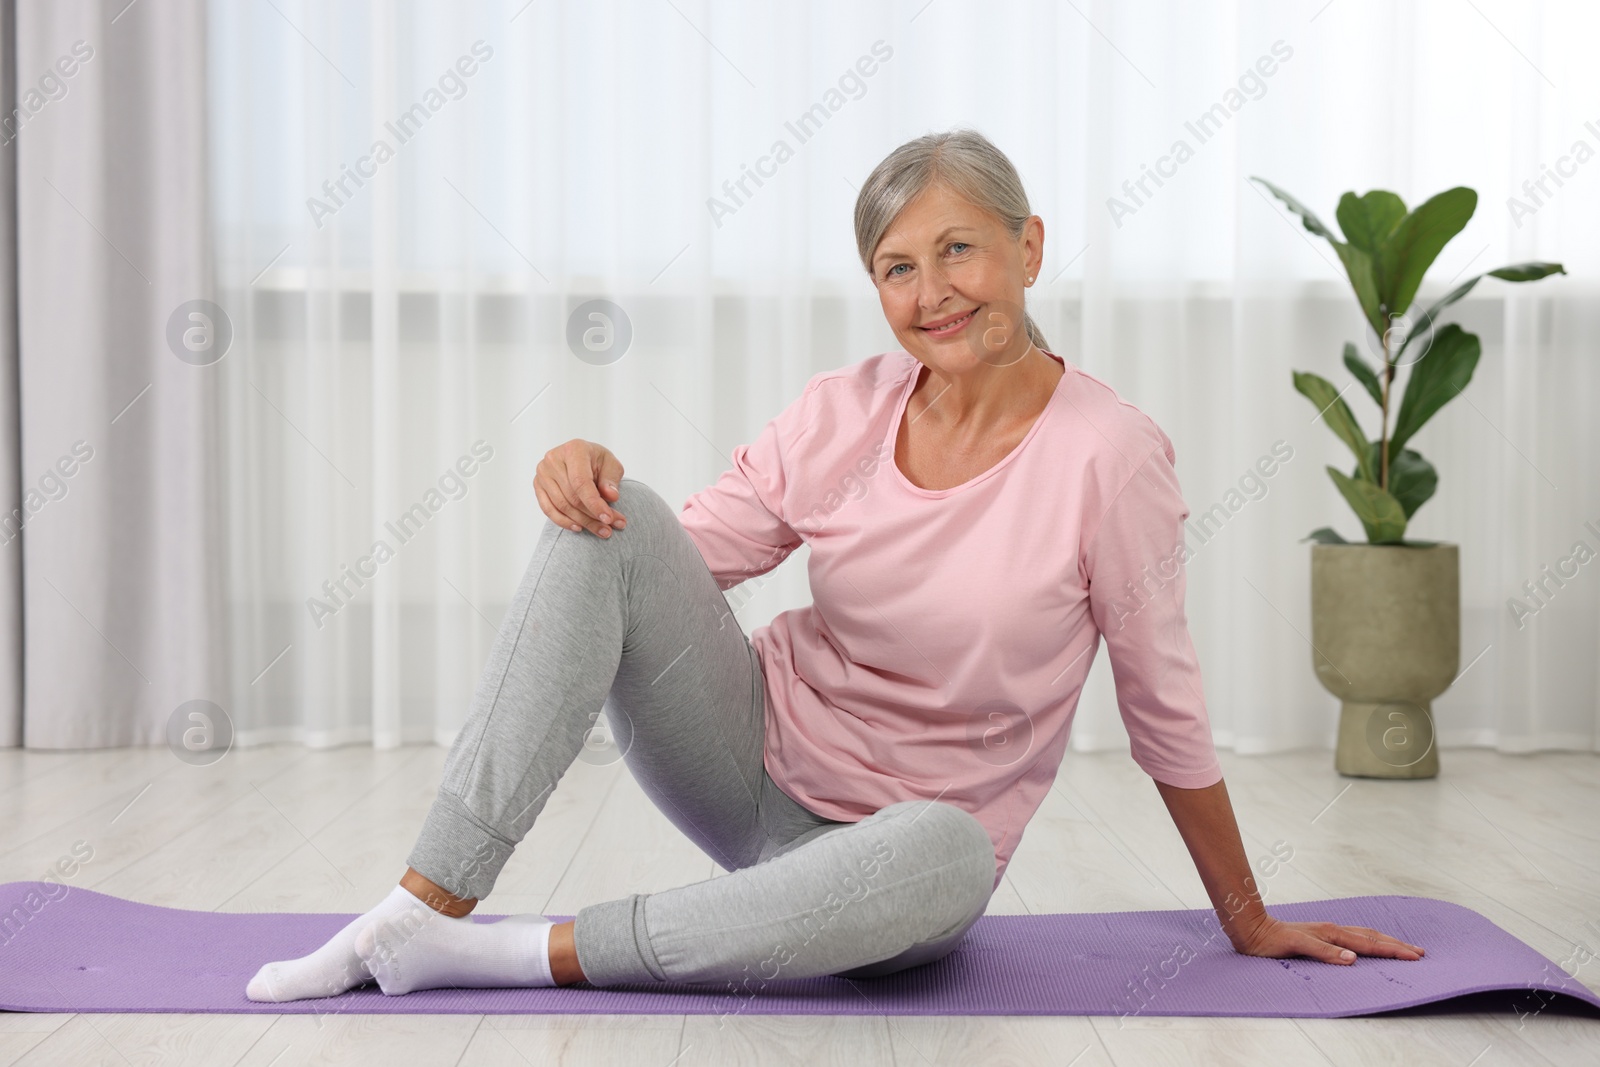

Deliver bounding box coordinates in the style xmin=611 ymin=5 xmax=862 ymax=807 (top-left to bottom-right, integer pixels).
xmin=356 ymin=911 xmax=555 ymax=994
xmin=245 ymin=884 xmax=433 ymax=1002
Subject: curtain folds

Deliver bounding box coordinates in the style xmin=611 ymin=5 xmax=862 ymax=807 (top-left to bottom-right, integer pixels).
xmin=4 ymin=0 xmax=1596 ymax=755
xmin=0 ymin=0 xmax=20 ymax=747
xmin=13 ymin=0 xmax=224 ymax=747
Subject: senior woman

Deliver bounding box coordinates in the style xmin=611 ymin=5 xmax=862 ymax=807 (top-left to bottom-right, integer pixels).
xmin=247 ymin=129 xmax=1423 ymax=1002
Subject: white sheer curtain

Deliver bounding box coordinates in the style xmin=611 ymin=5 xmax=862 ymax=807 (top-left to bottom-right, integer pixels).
xmin=11 ymin=0 xmax=224 ymax=749
xmin=196 ymin=0 xmax=1599 ymax=755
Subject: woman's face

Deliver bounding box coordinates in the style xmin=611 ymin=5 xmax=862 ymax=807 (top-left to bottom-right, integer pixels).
xmin=869 ymin=182 xmax=1043 ymax=373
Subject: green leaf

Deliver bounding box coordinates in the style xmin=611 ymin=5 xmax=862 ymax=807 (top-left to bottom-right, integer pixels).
xmin=1293 ymin=371 xmax=1376 ymax=482
xmin=1336 ymin=191 xmax=1408 ymax=254
xmin=1303 ymin=527 xmax=1349 ymax=544
xmin=1487 ymin=261 xmax=1567 ymax=282
xmin=1397 ymin=261 xmax=1565 ymax=362
xmin=1343 ymin=343 xmax=1384 ymax=407
xmin=1384 ymin=187 xmax=1477 ymax=318
xmin=1337 ymin=191 xmax=1407 ymax=302
xmin=1388 ymin=449 xmax=1438 ymax=519
xmin=1395 ymin=274 xmax=1482 ymax=363
xmin=1359 ymin=444 xmax=1437 ymax=518
xmin=1327 ymin=466 xmax=1408 ymax=543
xmin=1332 ymin=242 xmax=1387 ymax=339
xmin=1250 ymin=177 xmax=1337 ymax=239
xmin=1390 ymin=323 xmax=1481 ymax=455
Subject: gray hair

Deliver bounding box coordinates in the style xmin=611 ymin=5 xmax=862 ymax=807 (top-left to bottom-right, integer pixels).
xmin=854 ymin=128 xmax=1049 ymax=352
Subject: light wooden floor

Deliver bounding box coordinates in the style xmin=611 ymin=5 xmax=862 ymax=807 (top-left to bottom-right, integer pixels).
xmin=2 ymin=744 xmax=1597 ymax=1066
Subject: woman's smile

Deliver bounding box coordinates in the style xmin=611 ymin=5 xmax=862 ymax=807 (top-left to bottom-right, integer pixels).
xmin=918 ymin=306 xmax=978 ymax=338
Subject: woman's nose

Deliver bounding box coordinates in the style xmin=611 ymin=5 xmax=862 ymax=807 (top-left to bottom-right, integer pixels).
xmin=916 ymin=262 xmax=953 ymax=309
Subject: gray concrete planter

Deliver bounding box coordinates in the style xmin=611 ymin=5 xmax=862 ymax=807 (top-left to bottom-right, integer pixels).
xmin=1310 ymin=543 xmax=1459 ymax=779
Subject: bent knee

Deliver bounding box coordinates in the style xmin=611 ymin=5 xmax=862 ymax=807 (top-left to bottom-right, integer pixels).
xmin=590 ymin=478 xmax=678 ymax=540
xmin=876 ymin=800 xmax=995 ymax=910
xmin=612 ymin=478 xmax=671 ymax=517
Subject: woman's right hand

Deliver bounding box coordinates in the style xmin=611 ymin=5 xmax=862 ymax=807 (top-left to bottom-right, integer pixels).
xmin=534 ymin=439 xmax=627 ymax=538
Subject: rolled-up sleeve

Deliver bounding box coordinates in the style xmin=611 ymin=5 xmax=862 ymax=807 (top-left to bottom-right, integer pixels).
xmin=1083 ymin=438 xmax=1223 ymax=788
xmin=677 ymin=389 xmax=811 ymax=592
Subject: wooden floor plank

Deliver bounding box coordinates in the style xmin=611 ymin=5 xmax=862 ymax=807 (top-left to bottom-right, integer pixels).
xmin=228 ymin=1014 xmax=482 ymax=1067
xmin=886 ymin=1017 xmax=1111 ymax=1067
xmin=465 ymin=1016 xmax=682 ymax=1066
xmin=1090 ymin=1015 xmax=1329 ymax=1066
xmin=13 ymin=1012 xmax=275 ymax=1067
xmin=679 ymin=1015 xmax=894 ymax=1066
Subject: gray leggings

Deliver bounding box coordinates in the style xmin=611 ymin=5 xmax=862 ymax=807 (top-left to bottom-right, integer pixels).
xmin=406 ymin=478 xmax=995 ymax=987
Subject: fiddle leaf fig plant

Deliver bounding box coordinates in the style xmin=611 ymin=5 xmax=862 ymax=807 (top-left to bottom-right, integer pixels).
xmin=1251 ymin=178 xmax=1565 ymax=544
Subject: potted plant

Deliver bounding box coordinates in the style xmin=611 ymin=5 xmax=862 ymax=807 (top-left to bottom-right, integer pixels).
xmin=1252 ymin=178 xmax=1564 ymax=779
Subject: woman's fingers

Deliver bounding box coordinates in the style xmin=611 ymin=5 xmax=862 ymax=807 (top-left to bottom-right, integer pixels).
xmin=533 ymin=440 xmax=627 ymax=538
xmin=534 ymin=481 xmax=594 ymax=535
xmin=1340 ymin=924 xmax=1424 ymax=953
xmin=558 ymin=451 xmax=609 ymax=525
xmin=1361 ymin=925 xmax=1425 ymax=955
xmin=1327 ymin=925 xmax=1424 ymax=960
xmin=1293 ymin=927 xmax=1358 ymax=965
xmin=596 ymin=452 xmax=626 ymax=525
xmin=566 ymin=450 xmax=625 ymax=530
xmin=1236 ymin=918 xmax=1425 ymax=965
xmin=551 ymin=478 xmax=616 ymax=538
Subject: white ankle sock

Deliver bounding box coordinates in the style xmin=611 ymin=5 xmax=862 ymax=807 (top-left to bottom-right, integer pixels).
xmin=245 ymin=884 xmax=430 ymax=1002
xmin=356 ymin=909 xmax=555 ymax=994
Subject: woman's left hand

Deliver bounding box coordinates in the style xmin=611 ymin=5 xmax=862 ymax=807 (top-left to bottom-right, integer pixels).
xmin=1229 ymin=914 xmax=1425 ymax=964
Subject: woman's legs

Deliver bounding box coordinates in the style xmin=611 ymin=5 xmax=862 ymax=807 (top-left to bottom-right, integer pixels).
xmin=398 ymin=478 xmax=998 ymax=986
xmin=250 ymin=478 xmax=996 ymax=999
xmin=573 ymin=796 xmax=996 ymax=987
xmin=250 ymin=477 xmax=774 ymax=1001
xmin=404 ymin=477 xmax=786 ymax=899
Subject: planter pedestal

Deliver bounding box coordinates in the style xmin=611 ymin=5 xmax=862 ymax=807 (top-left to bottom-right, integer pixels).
xmin=1333 ymin=700 xmax=1439 ymax=778
xmin=1311 ymin=543 xmax=1459 ymax=780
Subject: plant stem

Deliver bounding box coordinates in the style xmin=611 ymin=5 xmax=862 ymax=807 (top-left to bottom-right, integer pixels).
xmin=1379 ymin=330 xmax=1392 ymax=490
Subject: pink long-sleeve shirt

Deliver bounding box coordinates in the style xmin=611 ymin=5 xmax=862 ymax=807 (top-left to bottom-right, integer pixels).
xmin=677 ymin=350 xmax=1223 ymax=883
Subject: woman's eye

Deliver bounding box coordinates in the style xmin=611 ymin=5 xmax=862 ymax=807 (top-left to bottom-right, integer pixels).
xmin=887 ymin=263 xmax=909 ymax=277
xmin=949 ymin=242 xmax=969 ymax=254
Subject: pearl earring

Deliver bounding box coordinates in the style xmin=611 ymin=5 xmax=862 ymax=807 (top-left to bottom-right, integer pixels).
xmin=1026 ymin=275 xmax=1034 ymax=285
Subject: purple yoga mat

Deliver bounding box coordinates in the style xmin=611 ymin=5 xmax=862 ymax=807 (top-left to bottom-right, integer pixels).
xmin=2 ymin=882 xmax=1596 ymax=1017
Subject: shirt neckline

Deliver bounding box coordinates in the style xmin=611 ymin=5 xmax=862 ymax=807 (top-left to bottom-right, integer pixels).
xmin=884 ymin=350 xmax=1069 ymax=499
